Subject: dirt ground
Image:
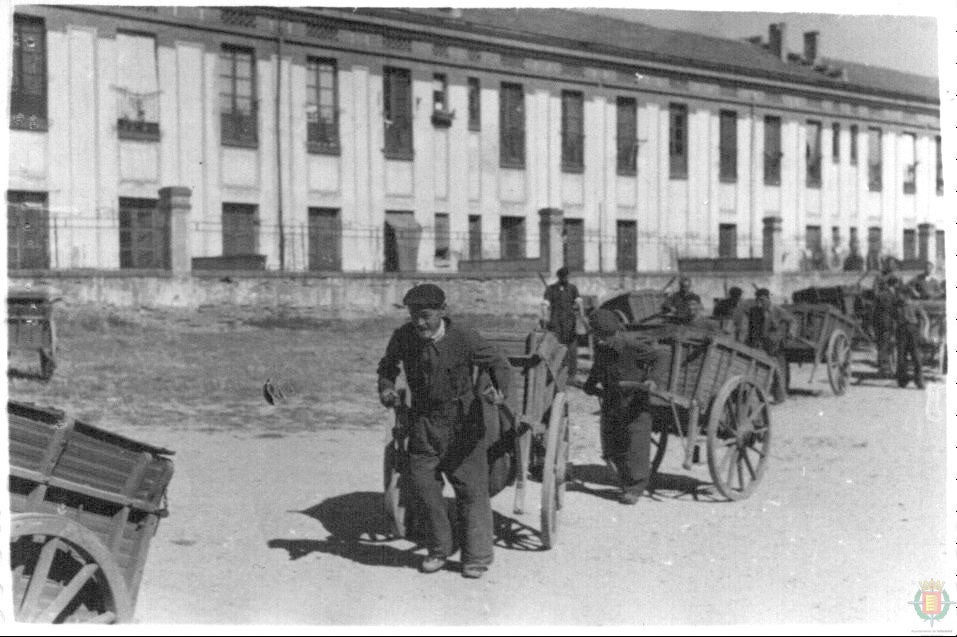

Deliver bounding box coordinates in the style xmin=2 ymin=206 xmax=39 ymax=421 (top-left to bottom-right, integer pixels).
xmin=7 ymin=306 xmax=951 ymax=630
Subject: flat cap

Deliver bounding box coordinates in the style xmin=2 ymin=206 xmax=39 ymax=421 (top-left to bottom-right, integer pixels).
xmin=556 ymin=266 xmax=569 ymax=278
xmin=402 ymin=283 xmax=446 ymax=307
xmin=589 ymin=308 xmax=622 ymax=338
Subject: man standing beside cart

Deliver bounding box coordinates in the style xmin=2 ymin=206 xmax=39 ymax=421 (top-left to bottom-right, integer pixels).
xmin=893 ymin=281 xmax=927 ymax=389
xmin=377 ymin=283 xmax=512 ymax=579
xmin=543 ymin=266 xmax=582 ymax=383
xmin=662 ymin=275 xmax=696 ymax=323
xmin=733 ymin=288 xmax=793 ymax=402
xmin=583 ymin=309 xmax=660 ymax=505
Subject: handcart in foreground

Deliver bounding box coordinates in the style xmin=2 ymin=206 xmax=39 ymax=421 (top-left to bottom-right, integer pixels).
xmin=384 ymin=328 xmax=570 ymax=549
xmin=8 ymin=401 xmax=175 ymax=623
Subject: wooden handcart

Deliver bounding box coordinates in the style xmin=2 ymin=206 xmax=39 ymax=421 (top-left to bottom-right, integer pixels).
xmin=383 ymin=329 xmax=570 ymax=549
xmin=8 ymin=289 xmax=58 ymax=379
xmin=779 ymin=303 xmax=857 ymax=395
xmin=624 ymin=326 xmax=777 ymax=501
xmin=917 ymin=299 xmax=947 ymax=375
xmin=8 ymin=401 xmax=175 ymax=623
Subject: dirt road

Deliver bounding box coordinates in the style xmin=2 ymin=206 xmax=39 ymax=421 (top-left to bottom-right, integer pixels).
xmin=8 ymin=308 xmax=950 ymax=628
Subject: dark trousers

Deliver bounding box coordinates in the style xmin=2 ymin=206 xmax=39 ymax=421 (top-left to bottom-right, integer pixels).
xmin=874 ymin=316 xmax=895 ymax=372
xmin=896 ymin=324 xmax=924 ymax=387
xmin=408 ymin=404 xmax=493 ymax=567
xmin=563 ymin=338 xmax=578 ymax=381
xmin=603 ymin=399 xmax=652 ymax=495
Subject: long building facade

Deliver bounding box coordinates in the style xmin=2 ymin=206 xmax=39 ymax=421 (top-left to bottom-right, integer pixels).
xmin=7 ymin=6 xmax=945 ymax=274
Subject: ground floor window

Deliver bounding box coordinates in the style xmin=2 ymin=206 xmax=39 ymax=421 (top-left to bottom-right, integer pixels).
xmin=616 ymin=220 xmax=637 ymax=272
xmin=222 ymin=203 xmax=258 ymax=256
xmin=718 ymin=223 xmax=737 ymax=258
xmin=384 ymin=210 xmax=420 ymax=272
xmin=562 ymin=218 xmax=584 ymax=271
xmin=468 ymin=215 xmax=482 ymax=260
xmin=308 ymin=207 xmax=341 ymax=271
xmin=119 ymin=197 xmax=169 ymax=269
xmin=7 ymin=190 xmax=49 ymax=270
xmin=500 ymin=216 xmax=526 ymax=260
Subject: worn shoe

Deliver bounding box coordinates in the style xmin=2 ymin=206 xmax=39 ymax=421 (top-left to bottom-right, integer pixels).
xmin=461 ymin=564 xmax=488 ymax=579
xmin=419 ymin=555 xmax=447 ymax=574
xmin=619 ymin=492 xmax=641 ymax=505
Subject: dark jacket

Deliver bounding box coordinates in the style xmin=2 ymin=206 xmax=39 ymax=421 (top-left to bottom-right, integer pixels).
xmin=662 ymin=290 xmax=695 ymax=322
xmin=544 ymin=282 xmax=580 ymax=343
xmin=377 ymin=319 xmax=511 ymax=413
xmin=583 ymin=334 xmax=658 ymax=422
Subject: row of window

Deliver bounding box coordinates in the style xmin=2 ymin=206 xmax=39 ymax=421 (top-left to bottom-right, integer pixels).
xmin=11 ymin=15 xmax=945 ymax=195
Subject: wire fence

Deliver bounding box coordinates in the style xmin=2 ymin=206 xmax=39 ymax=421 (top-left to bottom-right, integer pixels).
xmin=7 ymin=208 xmax=941 ymax=274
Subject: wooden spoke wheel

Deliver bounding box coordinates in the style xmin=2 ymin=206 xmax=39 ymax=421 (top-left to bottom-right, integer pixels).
xmin=540 ymin=391 xmax=570 ymax=550
xmin=706 ymin=376 xmax=771 ymax=502
xmin=825 ymin=329 xmax=851 ymax=396
xmin=11 ymin=513 xmax=133 ymax=624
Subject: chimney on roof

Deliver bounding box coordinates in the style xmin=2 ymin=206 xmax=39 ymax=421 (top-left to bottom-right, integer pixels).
xmin=803 ymin=31 xmax=819 ymax=66
xmin=768 ymin=22 xmax=787 ymax=61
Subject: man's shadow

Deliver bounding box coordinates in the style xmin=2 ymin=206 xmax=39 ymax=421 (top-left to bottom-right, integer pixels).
xmin=268 ymin=490 xmax=549 ymax=568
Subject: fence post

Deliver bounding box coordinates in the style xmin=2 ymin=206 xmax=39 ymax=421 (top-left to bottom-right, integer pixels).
xmin=538 ymin=207 xmax=564 ymax=274
xmin=762 ymin=215 xmax=784 ymax=273
xmin=159 ymin=186 xmax=192 ymax=273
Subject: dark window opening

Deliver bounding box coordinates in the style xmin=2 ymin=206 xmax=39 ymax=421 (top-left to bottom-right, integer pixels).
xmin=806 ymin=120 xmax=822 ymax=188
xmin=719 ymin=110 xmax=737 ymax=183
xmin=764 ymin=116 xmax=782 ymax=186
xmin=307 ymin=58 xmax=340 ymax=154
xmin=7 ymin=190 xmax=49 ymax=269
xmin=718 ymin=224 xmax=737 ymax=258
xmin=616 ymin=97 xmax=637 ymax=175
xmin=434 ymin=213 xmax=450 ymax=262
xmin=467 ymin=77 xmax=481 ymax=131
xmin=499 ymin=83 xmax=525 ymax=168
xmin=867 ymin=127 xmax=882 ymax=192
xmin=383 ymin=67 xmax=413 ymax=160
xmin=221 ymin=203 xmax=258 ymax=256
xmin=561 ymin=91 xmax=584 ymax=173
xmin=500 ymin=216 xmax=525 ymax=259
xmin=10 ymin=14 xmax=47 ymax=131
xmin=308 ymin=207 xmax=341 ymax=271
xmin=119 ymin=197 xmax=169 ymax=269
xmin=562 ymin=218 xmax=584 ymax=271
xmin=219 ymin=45 xmax=258 ymax=147
xmin=669 ymin=103 xmax=688 ymax=180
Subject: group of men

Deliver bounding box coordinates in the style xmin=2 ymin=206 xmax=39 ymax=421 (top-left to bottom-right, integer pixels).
xmin=375 ymin=262 xmax=940 ymax=578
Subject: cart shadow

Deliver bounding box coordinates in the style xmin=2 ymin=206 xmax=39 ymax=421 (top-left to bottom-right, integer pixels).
xmin=268 ymin=490 xmax=550 ymax=567
xmin=567 ymin=464 xmax=723 ymax=503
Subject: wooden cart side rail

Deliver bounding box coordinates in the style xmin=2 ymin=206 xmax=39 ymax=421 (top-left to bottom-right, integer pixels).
xmin=10 ymin=466 xmax=170 ymax=515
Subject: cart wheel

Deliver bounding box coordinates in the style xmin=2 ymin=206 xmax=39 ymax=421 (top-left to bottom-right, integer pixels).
xmin=10 ymin=513 xmax=133 ymax=623
xmin=825 ymin=329 xmax=851 ymax=396
xmin=540 ymin=391 xmax=570 ymax=550
xmin=706 ymin=376 xmax=771 ymax=501
xmin=383 ymin=441 xmax=410 ymax=539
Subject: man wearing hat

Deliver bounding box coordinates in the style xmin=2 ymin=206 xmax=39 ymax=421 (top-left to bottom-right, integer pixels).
xmin=543 ymin=266 xmax=582 ymax=382
xmin=733 ymin=288 xmax=793 ymax=401
xmin=871 ymin=274 xmax=898 ymax=376
xmin=662 ymin=276 xmax=695 ymax=323
xmin=712 ymin=286 xmax=743 ymax=321
xmin=377 ymin=283 xmax=512 ymax=578
xmin=582 ymin=309 xmax=660 ymax=505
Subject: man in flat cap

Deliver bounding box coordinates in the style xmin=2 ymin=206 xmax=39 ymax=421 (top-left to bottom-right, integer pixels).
xmin=377 ymin=283 xmax=511 ymax=579
xmin=733 ymin=288 xmax=793 ymax=401
xmin=583 ymin=309 xmax=661 ymax=505
xmin=543 ymin=266 xmax=582 ymax=383
xmin=892 ymin=280 xmax=926 ymax=389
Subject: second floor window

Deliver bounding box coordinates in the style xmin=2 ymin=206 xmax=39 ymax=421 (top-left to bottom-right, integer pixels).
xmin=832 ymin=123 xmax=840 ymax=162
xmin=500 ymin=82 xmax=525 ymax=168
xmin=764 ymin=116 xmax=782 ymax=186
xmin=806 ymin=120 xmax=822 ymax=188
xmin=467 ymin=77 xmax=481 ymax=131
xmin=561 ymin=90 xmax=584 ymax=172
xmin=669 ymin=103 xmax=688 ymax=179
xmin=903 ymin=133 xmax=917 ymax=194
xmin=719 ymin=110 xmax=737 ymax=182
xmin=307 ymin=58 xmax=339 ymax=154
xmin=868 ymin=127 xmax=882 ymax=192
xmin=116 ymin=31 xmax=160 ymax=141
xmin=850 ymin=124 xmax=859 ymax=165
xmin=11 ymin=14 xmax=47 ymax=131
xmin=220 ymin=45 xmax=257 ymax=147
xmin=937 ymin=136 xmax=943 ymax=196
xmin=616 ymin=97 xmax=637 ymax=175
xmin=383 ymin=66 xmax=413 ymax=160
